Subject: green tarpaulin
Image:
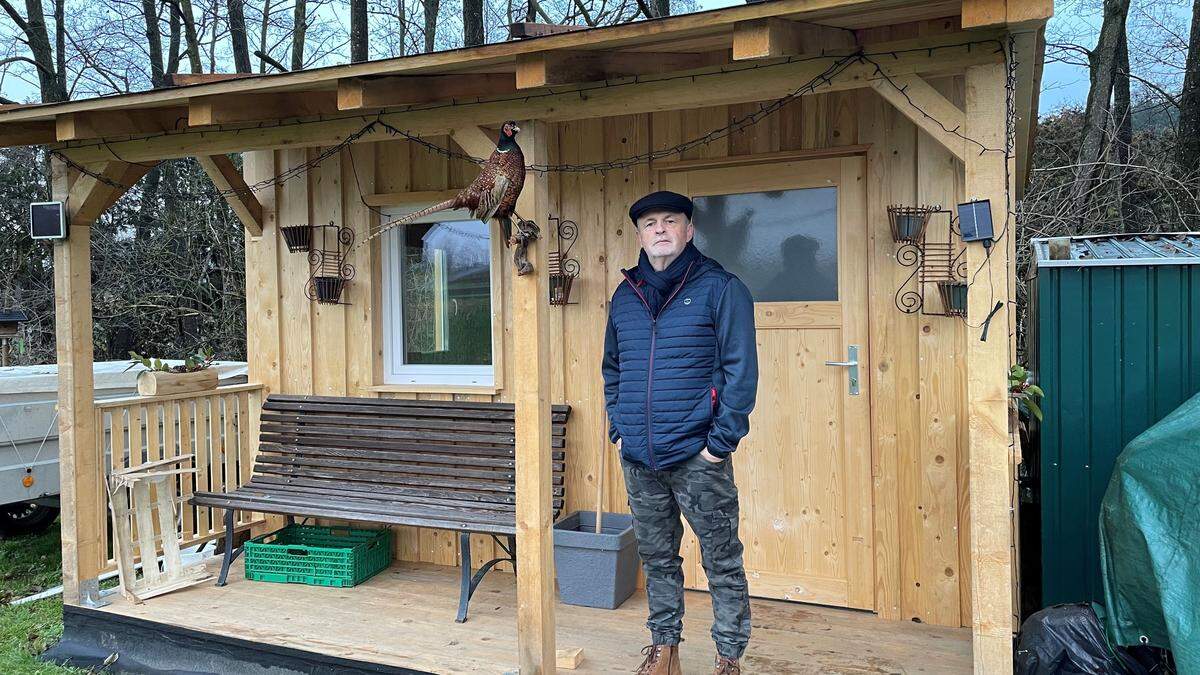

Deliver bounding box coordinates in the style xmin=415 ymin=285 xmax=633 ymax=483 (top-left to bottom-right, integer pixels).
xmin=1100 ymin=389 xmax=1200 ymax=673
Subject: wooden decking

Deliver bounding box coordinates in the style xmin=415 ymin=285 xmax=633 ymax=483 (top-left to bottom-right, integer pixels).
xmin=92 ymin=558 xmax=972 ymax=673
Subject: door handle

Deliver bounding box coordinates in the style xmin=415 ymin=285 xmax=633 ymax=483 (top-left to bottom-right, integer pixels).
xmin=824 ymin=345 xmax=860 ymax=396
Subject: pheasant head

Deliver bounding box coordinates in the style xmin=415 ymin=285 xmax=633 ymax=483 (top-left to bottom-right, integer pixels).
xmin=497 ymin=121 xmax=521 ymax=151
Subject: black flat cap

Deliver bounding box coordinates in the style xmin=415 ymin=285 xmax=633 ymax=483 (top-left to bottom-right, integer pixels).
xmin=629 ymin=190 xmax=693 ymax=224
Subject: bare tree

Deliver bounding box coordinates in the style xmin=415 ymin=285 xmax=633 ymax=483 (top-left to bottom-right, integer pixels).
xmin=228 ymin=0 xmax=252 ymax=72
xmin=292 ymin=0 xmax=307 ymax=68
xmin=0 ymin=0 xmax=67 ymax=101
xmin=1068 ymin=0 xmax=1131 ymax=221
xmin=180 ymin=0 xmax=203 ymax=72
xmin=142 ymin=0 xmax=167 ymax=87
xmin=1178 ymin=0 xmax=1200 ymax=198
xmin=464 ymin=0 xmax=483 ymax=45
xmin=423 ymin=0 xmax=438 ymax=52
xmin=351 ymin=0 xmax=368 ymax=60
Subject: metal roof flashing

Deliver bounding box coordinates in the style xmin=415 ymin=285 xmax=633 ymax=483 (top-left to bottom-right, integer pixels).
xmin=1032 ymin=233 xmax=1200 ymax=267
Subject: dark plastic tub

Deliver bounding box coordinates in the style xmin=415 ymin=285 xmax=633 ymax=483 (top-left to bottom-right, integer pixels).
xmin=553 ymin=511 xmax=638 ymax=609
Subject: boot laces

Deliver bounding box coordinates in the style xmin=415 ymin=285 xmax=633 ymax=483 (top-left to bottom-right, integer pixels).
xmin=635 ymin=645 xmax=666 ymax=674
xmin=715 ymin=656 xmax=741 ymax=675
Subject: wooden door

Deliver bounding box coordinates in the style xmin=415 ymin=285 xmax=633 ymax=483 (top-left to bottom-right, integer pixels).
xmin=663 ymin=156 xmax=874 ymax=610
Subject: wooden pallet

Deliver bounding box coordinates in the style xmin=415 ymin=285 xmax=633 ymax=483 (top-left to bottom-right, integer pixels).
xmin=107 ymin=455 xmax=212 ymax=603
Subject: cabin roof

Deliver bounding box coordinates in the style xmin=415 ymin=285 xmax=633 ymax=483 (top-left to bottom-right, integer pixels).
xmin=0 ymin=0 xmax=1007 ymax=128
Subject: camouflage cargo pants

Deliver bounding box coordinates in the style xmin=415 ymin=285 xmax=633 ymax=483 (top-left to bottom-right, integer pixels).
xmin=620 ymin=452 xmax=751 ymax=660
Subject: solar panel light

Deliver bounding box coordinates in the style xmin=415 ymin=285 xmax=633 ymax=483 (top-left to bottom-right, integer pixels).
xmin=956 ymin=199 xmax=994 ymax=244
xmin=29 ymin=201 xmax=67 ymax=240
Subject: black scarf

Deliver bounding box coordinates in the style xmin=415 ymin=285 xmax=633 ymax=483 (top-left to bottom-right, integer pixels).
xmin=636 ymin=241 xmax=701 ymax=317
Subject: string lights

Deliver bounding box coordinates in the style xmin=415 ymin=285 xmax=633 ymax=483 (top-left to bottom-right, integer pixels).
xmin=48 ymin=35 xmax=1018 ymax=338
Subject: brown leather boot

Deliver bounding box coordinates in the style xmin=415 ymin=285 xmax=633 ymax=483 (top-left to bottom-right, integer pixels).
xmin=714 ymin=655 xmax=741 ymax=675
xmin=634 ymin=644 xmax=681 ymax=675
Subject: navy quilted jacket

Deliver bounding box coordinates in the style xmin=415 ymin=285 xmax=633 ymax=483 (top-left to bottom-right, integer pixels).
xmin=601 ymin=250 xmax=758 ymax=470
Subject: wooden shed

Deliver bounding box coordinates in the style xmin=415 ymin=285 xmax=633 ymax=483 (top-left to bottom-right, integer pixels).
xmin=0 ymin=0 xmax=1049 ymax=671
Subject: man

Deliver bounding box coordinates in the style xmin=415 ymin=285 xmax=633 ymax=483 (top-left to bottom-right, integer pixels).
xmin=602 ymin=190 xmax=758 ymax=675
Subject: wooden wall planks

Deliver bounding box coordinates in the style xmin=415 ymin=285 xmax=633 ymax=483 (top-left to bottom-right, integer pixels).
xmin=246 ymin=89 xmax=974 ymax=627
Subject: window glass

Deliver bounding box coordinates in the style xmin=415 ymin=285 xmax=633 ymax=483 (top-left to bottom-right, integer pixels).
xmin=399 ymin=220 xmax=492 ymax=366
xmin=692 ymin=187 xmax=838 ymax=302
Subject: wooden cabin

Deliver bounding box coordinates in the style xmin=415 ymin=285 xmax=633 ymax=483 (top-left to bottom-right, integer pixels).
xmin=0 ymin=0 xmax=1049 ymax=671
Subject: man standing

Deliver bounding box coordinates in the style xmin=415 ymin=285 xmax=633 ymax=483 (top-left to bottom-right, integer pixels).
xmin=602 ymin=190 xmax=758 ymax=675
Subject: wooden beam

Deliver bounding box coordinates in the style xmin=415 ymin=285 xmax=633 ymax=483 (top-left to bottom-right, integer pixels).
xmin=338 ymin=74 xmax=517 ymax=110
xmin=56 ymin=109 xmax=188 ymax=141
xmin=168 ymin=73 xmax=253 ymax=86
xmin=59 ymin=34 xmax=1005 ymax=164
xmin=450 ymin=125 xmax=499 ymax=160
xmin=870 ymin=74 xmax=967 ymax=162
xmin=962 ymin=0 xmax=1053 ymax=28
xmin=732 ymin=17 xmax=857 ymax=60
xmin=964 ymin=61 xmax=1015 ymax=674
xmin=188 ymin=92 xmax=339 ymax=126
xmin=515 ymin=49 xmax=724 ymax=89
xmin=512 ymin=119 xmax=555 ymax=673
xmin=67 ymin=161 xmax=156 ymax=225
xmin=364 ymin=188 xmax=460 ymax=207
xmin=0 ymin=120 xmax=56 ymax=146
xmin=195 ymin=154 xmax=264 ymax=236
xmin=1011 ymin=28 xmax=1044 ymax=197
xmin=509 ymin=22 xmax=587 ymax=39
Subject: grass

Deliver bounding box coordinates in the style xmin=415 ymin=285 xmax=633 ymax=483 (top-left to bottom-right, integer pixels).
xmin=0 ymin=522 xmax=89 ymax=674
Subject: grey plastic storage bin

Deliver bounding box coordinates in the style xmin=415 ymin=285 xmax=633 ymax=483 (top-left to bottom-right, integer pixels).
xmin=553 ymin=511 xmax=638 ymax=609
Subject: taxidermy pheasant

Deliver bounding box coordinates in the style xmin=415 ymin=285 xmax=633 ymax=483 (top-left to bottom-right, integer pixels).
xmin=359 ymin=120 xmax=539 ymax=274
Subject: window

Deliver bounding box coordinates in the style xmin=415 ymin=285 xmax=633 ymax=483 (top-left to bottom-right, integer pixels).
xmin=381 ymin=206 xmax=496 ymax=387
xmin=692 ymin=187 xmax=838 ymax=302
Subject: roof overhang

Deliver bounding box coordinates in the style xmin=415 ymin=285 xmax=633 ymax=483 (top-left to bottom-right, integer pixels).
xmin=0 ymin=0 xmax=1047 ymax=127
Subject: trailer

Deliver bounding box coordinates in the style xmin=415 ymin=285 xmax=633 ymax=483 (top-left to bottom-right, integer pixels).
xmin=0 ymin=361 xmax=247 ymax=536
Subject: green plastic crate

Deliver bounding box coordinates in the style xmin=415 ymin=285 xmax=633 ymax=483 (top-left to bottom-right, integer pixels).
xmin=244 ymin=524 xmax=392 ymax=587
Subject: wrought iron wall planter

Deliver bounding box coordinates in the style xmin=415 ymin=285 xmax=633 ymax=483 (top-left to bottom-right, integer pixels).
xmin=892 ymin=207 xmax=968 ymax=317
xmin=888 ymin=204 xmax=939 ymax=244
xmin=547 ymin=215 xmax=580 ymax=306
xmin=281 ymin=224 xmax=313 ymax=253
xmin=304 ymin=222 xmax=355 ymax=305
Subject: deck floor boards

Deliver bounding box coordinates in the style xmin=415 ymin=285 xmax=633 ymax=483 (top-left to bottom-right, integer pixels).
xmin=94 ymin=558 xmax=971 ymax=673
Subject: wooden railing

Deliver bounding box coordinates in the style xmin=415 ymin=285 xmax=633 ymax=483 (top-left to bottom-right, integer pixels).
xmin=94 ymin=383 xmax=266 ymax=574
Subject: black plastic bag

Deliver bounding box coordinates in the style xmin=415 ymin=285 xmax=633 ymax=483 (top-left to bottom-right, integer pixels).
xmin=1015 ymin=604 xmax=1153 ymax=675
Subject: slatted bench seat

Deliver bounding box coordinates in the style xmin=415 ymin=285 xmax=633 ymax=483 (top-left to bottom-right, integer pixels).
xmin=191 ymin=394 xmax=570 ymax=622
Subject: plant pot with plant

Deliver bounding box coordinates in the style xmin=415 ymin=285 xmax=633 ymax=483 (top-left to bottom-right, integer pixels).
xmin=128 ymin=347 xmax=219 ymax=396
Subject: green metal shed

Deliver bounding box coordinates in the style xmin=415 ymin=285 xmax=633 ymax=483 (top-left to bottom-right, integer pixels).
xmin=1030 ymin=233 xmax=1200 ymax=607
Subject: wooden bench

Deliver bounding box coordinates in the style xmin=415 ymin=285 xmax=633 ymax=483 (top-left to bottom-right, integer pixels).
xmin=191 ymin=394 xmax=570 ymax=622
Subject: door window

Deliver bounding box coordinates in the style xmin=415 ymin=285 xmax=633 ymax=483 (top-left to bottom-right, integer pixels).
xmin=691 ymin=187 xmax=838 ymax=302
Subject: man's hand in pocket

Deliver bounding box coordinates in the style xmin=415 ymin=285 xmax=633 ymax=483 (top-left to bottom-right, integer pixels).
xmin=699 ymin=448 xmax=725 ymax=464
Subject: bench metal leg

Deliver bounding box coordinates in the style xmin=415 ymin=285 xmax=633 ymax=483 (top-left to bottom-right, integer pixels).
xmin=455 ymin=532 xmax=518 ymax=623
xmin=216 ymin=509 xmax=244 ymax=587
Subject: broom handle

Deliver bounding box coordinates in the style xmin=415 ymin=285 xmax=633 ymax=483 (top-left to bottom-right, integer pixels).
xmin=595 ymin=436 xmax=608 ymax=534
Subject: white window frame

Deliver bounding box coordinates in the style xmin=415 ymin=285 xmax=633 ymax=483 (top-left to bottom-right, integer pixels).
xmin=380 ymin=204 xmax=500 ymax=388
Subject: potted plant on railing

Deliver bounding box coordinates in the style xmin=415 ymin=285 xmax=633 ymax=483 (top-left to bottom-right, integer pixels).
xmin=127 ymin=347 xmax=219 ymax=396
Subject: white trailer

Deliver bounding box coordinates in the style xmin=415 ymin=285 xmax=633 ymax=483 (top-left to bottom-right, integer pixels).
xmin=0 ymin=361 xmax=247 ymax=536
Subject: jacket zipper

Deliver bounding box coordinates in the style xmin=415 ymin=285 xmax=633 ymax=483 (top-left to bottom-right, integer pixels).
xmin=622 ymin=261 xmax=695 ymax=470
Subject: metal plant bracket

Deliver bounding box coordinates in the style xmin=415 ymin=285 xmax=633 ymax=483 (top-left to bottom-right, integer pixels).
xmin=547 ymin=215 xmax=580 ymax=306
xmin=892 ymin=207 xmax=968 ymax=317
xmin=304 ymin=221 xmax=356 ymax=305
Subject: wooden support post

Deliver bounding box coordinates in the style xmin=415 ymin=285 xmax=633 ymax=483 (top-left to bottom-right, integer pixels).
xmin=195 ymin=154 xmax=264 ymax=236
xmin=511 ymin=119 xmax=556 ymax=673
xmin=51 ymin=159 xmax=107 ymax=604
xmin=964 ymin=61 xmax=1015 ymax=674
